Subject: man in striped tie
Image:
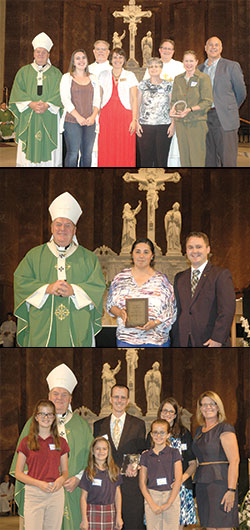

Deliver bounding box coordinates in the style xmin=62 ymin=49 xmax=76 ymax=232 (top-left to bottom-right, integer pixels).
xmin=172 ymin=231 xmax=235 ymax=347
xmin=94 ymin=384 xmax=146 ymax=529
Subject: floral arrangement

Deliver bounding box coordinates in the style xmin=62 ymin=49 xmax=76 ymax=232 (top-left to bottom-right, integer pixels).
xmin=237 ymin=489 xmax=250 ymax=529
xmin=240 ymin=317 xmax=250 ymax=347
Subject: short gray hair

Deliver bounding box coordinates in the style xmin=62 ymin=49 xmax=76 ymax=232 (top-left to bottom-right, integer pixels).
xmin=147 ymin=57 xmax=163 ymax=68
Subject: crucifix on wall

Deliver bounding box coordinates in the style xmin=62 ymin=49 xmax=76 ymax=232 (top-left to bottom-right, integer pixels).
xmin=113 ymin=0 xmax=152 ymax=66
xmin=123 ymin=168 xmax=181 ymax=252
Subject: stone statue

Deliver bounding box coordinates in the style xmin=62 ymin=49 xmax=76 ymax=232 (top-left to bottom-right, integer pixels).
xmin=100 ymin=360 xmax=121 ymax=412
xmin=141 ymin=31 xmax=153 ymax=67
xmin=120 ymin=200 xmax=142 ymax=254
xmin=164 ymin=202 xmax=182 ymax=255
xmin=113 ymin=0 xmax=152 ymax=65
xmin=144 ymin=361 xmax=162 ymax=414
xmin=112 ymin=30 xmax=126 ymax=48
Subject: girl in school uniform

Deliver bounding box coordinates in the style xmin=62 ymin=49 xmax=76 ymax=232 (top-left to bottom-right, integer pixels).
xmin=139 ymin=419 xmax=182 ymax=530
xmin=79 ymin=436 xmax=123 ymax=530
xmin=15 ymin=399 xmax=69 ymax=530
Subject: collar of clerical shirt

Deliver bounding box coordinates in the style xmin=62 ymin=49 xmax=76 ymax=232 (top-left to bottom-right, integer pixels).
xmin=56 ymin=409 xmax=73 ymax=439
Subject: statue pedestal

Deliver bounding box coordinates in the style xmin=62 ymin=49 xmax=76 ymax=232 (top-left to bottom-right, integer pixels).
xmin=127 ymin=63 xmax=146 ymax=82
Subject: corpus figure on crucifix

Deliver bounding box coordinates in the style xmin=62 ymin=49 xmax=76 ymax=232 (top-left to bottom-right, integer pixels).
xmin=113 ymin=0 xmax=152 ymax=66
xmin=123 ymin=168 xmax=181 ymax=251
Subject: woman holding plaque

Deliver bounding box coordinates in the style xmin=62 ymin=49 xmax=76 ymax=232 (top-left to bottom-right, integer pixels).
xmin=98 ymin=48 xmax=138 ymax=167
xmin=192 ymin=391 xmax=239 ymax=530
xmin=107 ymin=238 xmax=176 ymax=347
xmin=170 ymin=50 xmax=212 ymax=167
xmin=136 ymin=57 xmax=175 ymax=167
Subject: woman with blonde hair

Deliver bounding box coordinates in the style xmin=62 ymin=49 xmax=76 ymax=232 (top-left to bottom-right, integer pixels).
xmin=79 ymin=437 xmax=123 ymax=529
xmin=60 ymin=49 xmax=100 ymax=166
xmin=192 ymin=391 xmax=239 ymax=530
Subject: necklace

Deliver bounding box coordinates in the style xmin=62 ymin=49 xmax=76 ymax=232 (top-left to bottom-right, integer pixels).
xmin=112 ymin=70 xmax=121 ymax=83
xmin=202 ymin=421 xmax=218 ymax=432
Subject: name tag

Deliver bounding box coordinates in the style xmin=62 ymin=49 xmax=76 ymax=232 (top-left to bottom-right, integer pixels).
xmin=92 ymin=479 xmax=102 ymax=487
xmin=191 ymin=81 xmax=197 ymax=87
xmin=157 ymin=477 xmax=167 ymax=486
xmin=49 ymin=444 xmax=56 ymax=450
xmin=181 ymin=443 xmax=187 ymax=451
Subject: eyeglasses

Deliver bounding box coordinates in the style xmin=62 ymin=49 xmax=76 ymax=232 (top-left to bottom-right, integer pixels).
xmin=37 ymin=412 xmax=55 ymax=419
xmin=151 ymin=431 xmax=168 ymax=437
xmin=161 ymin=409 xmax=175 ymax=415
xmin=200 ymin=403 xmax=217 ymax=409
xmin=112 ymin=396 xmax=128 ymax=401
xmin=160 ymin=47 xmax=174 ymax=51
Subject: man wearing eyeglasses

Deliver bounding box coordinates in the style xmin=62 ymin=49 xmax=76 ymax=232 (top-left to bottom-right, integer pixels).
xmin=89 ymin=40 xmax=112 ymax=77
xmin=94 ymin=384 xmax=146 ymax=529
xmin=144 ymin=39 xmax=184 ymax=82
xmin=10 ymin=363 xmax=93 ymax=530
xmin=88 ymin=40 xmax=112 ymax=166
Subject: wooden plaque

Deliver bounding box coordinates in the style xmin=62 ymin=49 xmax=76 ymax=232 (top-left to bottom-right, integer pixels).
xmin=125 ymin=298 xmax=148 ymax=328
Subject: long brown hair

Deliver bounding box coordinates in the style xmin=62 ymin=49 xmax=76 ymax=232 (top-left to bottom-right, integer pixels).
xmin=158 ymin=397 xmax=186 ymax=437
xmin=27 ymin=399 xmax=61 ymax=451
xmin=85 ymin=437 xmax=120 ymax=483
xmin=68 ymin=49 xmax=89 ymax=75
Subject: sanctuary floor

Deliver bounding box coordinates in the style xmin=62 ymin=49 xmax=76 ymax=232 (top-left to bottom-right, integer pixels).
xmin=0 ymin=516 xmax=205 ymax=530
xmin=0 ymin=140 xmax=249 ymax=167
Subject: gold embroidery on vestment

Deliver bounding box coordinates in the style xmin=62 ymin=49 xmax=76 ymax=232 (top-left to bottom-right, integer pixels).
xmin=55 ymin=304 xmax=70 ymax=320
xmin=35 ymin=130 xmax=42 ymax=141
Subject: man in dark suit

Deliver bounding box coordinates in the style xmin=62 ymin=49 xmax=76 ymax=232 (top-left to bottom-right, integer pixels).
xmin=94 ymin=384 xmax=146 ymax=529
xmin=198 ymin=36 xmax=246 ymax=167
xmin=172 ymin=232 xmax=235 ymax=347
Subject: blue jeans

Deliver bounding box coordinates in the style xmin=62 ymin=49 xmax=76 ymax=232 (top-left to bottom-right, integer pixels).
xmin=64 ymin=121 xmax=95 ymax=167
xmin=116 ymin=338 xmax=171 ymax=348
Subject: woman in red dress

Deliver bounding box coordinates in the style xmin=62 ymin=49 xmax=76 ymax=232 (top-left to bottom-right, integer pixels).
xmin=98 ymin=48 xmax=138 ymax=167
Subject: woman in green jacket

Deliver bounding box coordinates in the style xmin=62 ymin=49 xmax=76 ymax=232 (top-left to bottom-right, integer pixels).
xmin=170 ymin=50 xmax=213 ymax=166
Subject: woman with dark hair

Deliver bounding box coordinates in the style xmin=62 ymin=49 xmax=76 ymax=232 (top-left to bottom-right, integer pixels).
xmin=60 ymin=49 xmax=100 ymax=166
xmin=98 ymin=48 xmax=138 ymax=167
xmin=107 ymin=238 xmax=176 ymax=347
xmin=157 ymin=398 xmax=197 ymax=529
xmin=192 ymin=391 xmax=240 ymax=530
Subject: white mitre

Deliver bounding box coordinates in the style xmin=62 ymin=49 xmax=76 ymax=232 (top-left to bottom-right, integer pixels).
xmin=46 ymin=363 xmax=78 ymax=394
xmin=49 ymin=191 xmax=82 ymax=225
xmin=32 ymin=32 xmax=53 ymax=52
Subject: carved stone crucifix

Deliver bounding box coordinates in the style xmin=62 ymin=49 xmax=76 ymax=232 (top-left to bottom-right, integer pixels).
xmin=113 ymin=0 xmax=152 ymax=65
xmin=123 ymin=168 xmax=181 ymax=251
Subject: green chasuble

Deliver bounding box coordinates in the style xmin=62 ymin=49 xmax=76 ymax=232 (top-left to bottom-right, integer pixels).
xmin=10 ymin=413 xmax=93 ymax=530
xmin=9 ymin=64 xmax=62 ymax=163
xmin=14 ymin=243 xmax=106 ymax=346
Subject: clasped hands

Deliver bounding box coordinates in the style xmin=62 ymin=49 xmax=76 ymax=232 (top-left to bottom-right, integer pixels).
xmin=29 ymin=100 xmax=49 ymax=113
xmin=46 ymin=280 xmax=74 ymax=297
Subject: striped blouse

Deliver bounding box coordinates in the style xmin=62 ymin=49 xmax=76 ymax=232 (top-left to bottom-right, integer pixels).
xmin=107 ymin=268 xmax=176 ymax=345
